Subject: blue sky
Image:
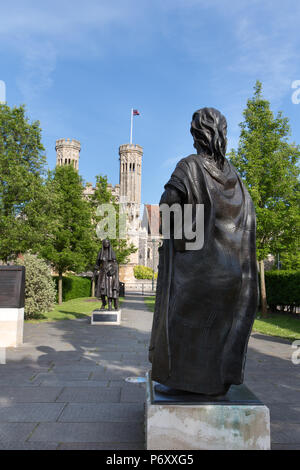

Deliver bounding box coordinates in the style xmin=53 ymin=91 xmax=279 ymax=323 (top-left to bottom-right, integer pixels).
xmin=1 ymin=0 xmax=300 ymax=204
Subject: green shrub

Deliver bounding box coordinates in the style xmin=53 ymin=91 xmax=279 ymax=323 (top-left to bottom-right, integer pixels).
xmin=264 ymin=270 xmax=300 ymax=311
xmin=278 ymin=252 xmax=300 ymax=271
xmin=134 ymin=265 xmax=157 ymax=280
xmin=53 ymin=275 xmax=91 ymax=302
xmin=16 ymin=253 xmax=56 ymax=319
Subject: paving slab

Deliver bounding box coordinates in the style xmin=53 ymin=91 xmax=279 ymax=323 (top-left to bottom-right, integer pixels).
xmin=34 ymin=371 xmax=93 ymax=381
xmin=39 ymin=379 xmax=110 ymax=387
xmin=56 ymin=387 xmax=121 ymax=403
xmin=0 ymin=403 xmax=65 ymax=422
xmin=29 ymin=422 xmax=144 ymax=443
xmin=0 ymin=423 xmax=37 ymax=441
xmin=271 ymin=422 xmax=300 ymax=445
xmin=0 ymin=293 xmax=298 ymax=450
xmin=0 ymin=387 xmax=63 ymax=404
xmin=121 ymin=384 xmax=146 ymax=403
xmin=59 ymin=403 xmax=144 ymax=422
xmin=0 ymin=441 xmax=59 ymax=450
xmin=58 ymin=442 xmax=144 ymax=450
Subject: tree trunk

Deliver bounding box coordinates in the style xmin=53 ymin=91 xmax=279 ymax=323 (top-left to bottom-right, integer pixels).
xmin=58 ymin=272 xmax=63 ymax=305
xmin=259 ymin=260 xmax=268 ymax=317
xmin=91 ymin=278 xmax=95 ymax=297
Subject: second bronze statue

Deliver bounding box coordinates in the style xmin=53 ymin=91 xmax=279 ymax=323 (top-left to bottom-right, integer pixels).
xmin=94 ymin=239 xmax=119 ymax=311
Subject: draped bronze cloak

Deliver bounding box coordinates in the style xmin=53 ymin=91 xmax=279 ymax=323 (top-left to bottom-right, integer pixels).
xmin=95 ymin=245 xmax=119 ymax=299
xmin=149 ymin=154 xmax=258 ymax=395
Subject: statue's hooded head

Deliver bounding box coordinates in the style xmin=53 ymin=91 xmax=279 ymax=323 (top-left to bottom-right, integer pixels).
xmin=99 ymin=238 xmax=116 ymax=261
xmin=190 ymin=107 xmax=227 ymax=170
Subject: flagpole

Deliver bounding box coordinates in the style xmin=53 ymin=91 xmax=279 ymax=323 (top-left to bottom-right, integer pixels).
xmin=130 ymin=108 xmax=133 ymax=144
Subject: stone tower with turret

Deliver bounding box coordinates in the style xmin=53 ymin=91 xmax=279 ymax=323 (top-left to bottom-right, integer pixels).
xmin=119 ymin=143 xmax=143 ymax=224
xmin=118 ymin=144 xmax=143 ymax=276
xmin=55 ymin=138 xmax=81 ymax=170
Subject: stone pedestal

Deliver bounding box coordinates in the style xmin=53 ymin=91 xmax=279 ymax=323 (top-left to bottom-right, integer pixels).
xmin=91 ymin=309 xmax=121 ymax=325
xmin=146 ymin=371 xmax=270 ymax=450
xmin=0 ymin=308 xmax=24 ymax=347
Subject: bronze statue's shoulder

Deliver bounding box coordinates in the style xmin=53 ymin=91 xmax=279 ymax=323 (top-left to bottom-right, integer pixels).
xmin=176 ymin=154 xmax=198 ymax=165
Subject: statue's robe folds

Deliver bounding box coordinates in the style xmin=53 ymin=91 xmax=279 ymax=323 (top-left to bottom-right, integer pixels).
xmin=149 ymin=154 xmax=258 ymax=396
xmin=95 ymin=249 xmax=119 ymax=300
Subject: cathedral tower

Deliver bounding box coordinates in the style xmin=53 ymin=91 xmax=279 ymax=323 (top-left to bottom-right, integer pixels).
xmin=118 ymin=143 xmax=143 ymax=279
xmin=55 ymin=138 xmax=81 ymax=170
xmin=119 ymin=144 xmax=143 ymax=205
xmin=119 ymin=143 xmax=143 ymax=232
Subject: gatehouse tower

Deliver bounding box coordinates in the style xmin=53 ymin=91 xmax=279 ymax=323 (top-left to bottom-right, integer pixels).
xmin=118 ymin=144 xmax=143 ymax=279
xmin=55 ymin=138 xmax=81 ymax=170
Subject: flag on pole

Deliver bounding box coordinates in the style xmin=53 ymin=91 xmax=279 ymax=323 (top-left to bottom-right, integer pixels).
xmin=130 ymin=108 xmax=140 ymax=144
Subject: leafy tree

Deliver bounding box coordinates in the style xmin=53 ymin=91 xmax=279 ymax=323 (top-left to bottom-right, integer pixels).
xmin=16 ymin=252 xmax=56 ymax=319
xmin=41 ymin=165 xmax=95 ymax=304
xmin=229 ymin=81 xmax=300 ymax=316
xmin=278 ymin=250 xmax=300 ymax=271
xmin=0 ymin=104 xmax=46 ymax=262
xmin=88 ymin=175 xmax=137 ymax=265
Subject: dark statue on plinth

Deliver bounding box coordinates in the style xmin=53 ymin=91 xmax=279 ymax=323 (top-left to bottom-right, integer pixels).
xmin=94 ymin=239 xmax=119 ymax=311
xmin=149 ymin=108 xmax=258 ymax=396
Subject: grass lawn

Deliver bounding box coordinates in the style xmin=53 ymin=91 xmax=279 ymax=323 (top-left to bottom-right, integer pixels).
xmin=26 ymin=297 xmax=123 ymax=323
xmin=144 ymin=296 xmax=155 ymax=313
xmin=253 ymin=313 xmax=300 ymax=342
xmin=144 ymin=296 xmax=300 ymax=342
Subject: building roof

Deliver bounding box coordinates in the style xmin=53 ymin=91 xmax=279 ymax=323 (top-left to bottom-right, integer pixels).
xmin=142 ymin=204 xmax=160 ymax=237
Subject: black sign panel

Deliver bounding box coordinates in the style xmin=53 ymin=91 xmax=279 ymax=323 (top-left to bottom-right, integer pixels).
xmin=93 ymin=313 xmax=117 ymax=322
xmin=0 ymin=266 xmax=25 ymax=308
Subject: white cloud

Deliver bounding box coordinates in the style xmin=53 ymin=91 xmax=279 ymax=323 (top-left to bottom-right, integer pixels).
xmin=1 ymin=0 xmax=300 ymax=126
xmin=232 ymin=13 xmax=300 ymax=104
xmin=0 ymin=1 xmax=143 ymax=102
xmin=16 ymin=41 xmax=56 ymax=102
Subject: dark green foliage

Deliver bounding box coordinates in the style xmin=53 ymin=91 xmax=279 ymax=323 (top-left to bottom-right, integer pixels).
xmin=0 ymin=104 xmax=47 ymax=262
xmin=41 ymin=165 xmax=95 ymax=275
xmin=229 ymin=81 xmax=300 ymax=261
xmin=263 ymin=270 xmax=300 ymax=310
xmin=279 ymin=251 xmax=300 ymax=271
xmin=16 ymin=252 xmax=56 ymax=319
xmin=53 ymin=275 xmax=91 ymax=302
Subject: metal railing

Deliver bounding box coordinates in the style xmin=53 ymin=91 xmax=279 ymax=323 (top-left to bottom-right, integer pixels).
xmin=122 ymin=281 xmax=157 ymax=296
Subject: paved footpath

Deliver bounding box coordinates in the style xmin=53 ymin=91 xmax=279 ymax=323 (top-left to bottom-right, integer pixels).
xmin=0 ymin=294 xmax=299 ymax=450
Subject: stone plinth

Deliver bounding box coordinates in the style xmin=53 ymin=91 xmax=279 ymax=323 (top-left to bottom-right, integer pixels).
xmin=91 ymin=309 xmax=121 ymax=325
xmin=146 ymin=371 xmax=270 ymax=450
xmin=0 ymin=308 xmax=24 ymax=347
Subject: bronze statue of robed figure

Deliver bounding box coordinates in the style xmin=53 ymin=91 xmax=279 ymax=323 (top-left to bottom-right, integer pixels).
xmin=94 ymin=239 xmax=119 ymax=311
xmin=149 ymin=108 xmax=258 ymax=396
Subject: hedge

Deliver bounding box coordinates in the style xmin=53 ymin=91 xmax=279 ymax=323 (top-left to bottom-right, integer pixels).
xmin=53 ymin=275 xmax=91 ymax=302
xmin=134 ymin=265 xmax=157 ymax=280
xmin=264 ymin=270 xmax=300 ymax=311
